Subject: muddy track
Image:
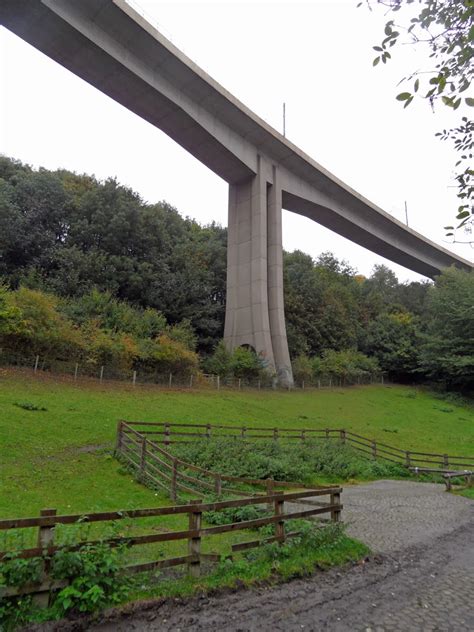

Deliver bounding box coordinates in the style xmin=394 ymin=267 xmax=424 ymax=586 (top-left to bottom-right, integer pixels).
xmin=30 ymin=481 xmax=474 ymax=631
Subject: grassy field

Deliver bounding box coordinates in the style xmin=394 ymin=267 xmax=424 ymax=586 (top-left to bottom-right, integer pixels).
xmin=1 ymin=368 xmax=474 ymax=519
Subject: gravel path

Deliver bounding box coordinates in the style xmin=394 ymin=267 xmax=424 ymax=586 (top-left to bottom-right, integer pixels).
xmin=51 ymin=481 xmax=474 ymax=632
xmin=332 ymin=479 xmax=474 ymax=553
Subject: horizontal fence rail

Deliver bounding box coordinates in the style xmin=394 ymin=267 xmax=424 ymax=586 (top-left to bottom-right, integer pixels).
xmin=116 ymin=422 xmax=320 ymax=500
xmin=0 ymin=487 xmax=342 ymax=603
xmin=120 ymin=421 xmax=474 ymax=473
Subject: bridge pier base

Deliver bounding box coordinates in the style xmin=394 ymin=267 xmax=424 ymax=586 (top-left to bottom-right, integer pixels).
xmin=224 ymin=158 xmax=293 ymax=387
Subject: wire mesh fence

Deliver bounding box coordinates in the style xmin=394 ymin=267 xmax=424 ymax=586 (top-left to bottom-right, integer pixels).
xmin=0 ymin=350 xmax=384 ymax=392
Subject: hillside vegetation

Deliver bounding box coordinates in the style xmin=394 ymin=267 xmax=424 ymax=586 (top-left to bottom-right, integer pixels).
xmin=1 ymin=156 xmax=473 ymax=389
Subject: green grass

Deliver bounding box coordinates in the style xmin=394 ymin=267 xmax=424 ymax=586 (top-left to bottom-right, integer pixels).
xmin=130 ymin=529 xmax=368 ymax=602
xmin=1 ymin=368 xmax=474 ymax=520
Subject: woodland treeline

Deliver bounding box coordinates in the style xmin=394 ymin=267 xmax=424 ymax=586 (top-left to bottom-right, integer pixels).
xmin=0 ymin=156 xmax=472 ymax=389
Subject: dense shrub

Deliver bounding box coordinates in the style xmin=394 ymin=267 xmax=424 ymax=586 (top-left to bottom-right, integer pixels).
xmin=203 ymin=343 xmax=268 ymax=381
xmin=292 ymin=350 xmax=380 ymax=385
xmin=171 ymin=438 xmax=407 ymax=483
xmin=0 ymin=285 xmax=200 ymax=379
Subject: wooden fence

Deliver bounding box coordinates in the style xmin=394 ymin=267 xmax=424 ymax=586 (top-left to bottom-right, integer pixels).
xmin=120 ymin=421 xmax=474 ymax=472
xmin=117 ymin=421 xmax=318 ymax=500
xmin=0 ymin=487 xmax=342 ymax=602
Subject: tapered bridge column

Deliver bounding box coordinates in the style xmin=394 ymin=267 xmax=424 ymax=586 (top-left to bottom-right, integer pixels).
xmin=224 ymin=158 xmax=294 ymax=386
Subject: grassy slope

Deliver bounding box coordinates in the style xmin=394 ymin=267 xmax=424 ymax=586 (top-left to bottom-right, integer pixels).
xmin=1 ymin=368 xmax=474 ymax=519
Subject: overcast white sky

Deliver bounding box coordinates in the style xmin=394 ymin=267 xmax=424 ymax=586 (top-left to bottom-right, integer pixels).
xmin=0 ymin=0 xmax=472 ymax=281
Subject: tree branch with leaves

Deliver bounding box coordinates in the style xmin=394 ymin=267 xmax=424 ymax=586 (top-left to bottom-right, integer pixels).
xmin=360 ymin=0 xmax=473 ymax=244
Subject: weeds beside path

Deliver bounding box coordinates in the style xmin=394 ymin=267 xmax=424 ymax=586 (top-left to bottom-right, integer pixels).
xmin=84 ymin=482 xmax=474 ymax=632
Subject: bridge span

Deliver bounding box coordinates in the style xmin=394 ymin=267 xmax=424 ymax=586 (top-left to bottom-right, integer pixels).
xmin=1 ymin=0 xmax=472 ymax=385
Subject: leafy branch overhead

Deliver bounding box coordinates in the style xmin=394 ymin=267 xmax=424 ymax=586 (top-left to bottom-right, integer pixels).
xmin=360 ymin=0 xmax=474 ymax=242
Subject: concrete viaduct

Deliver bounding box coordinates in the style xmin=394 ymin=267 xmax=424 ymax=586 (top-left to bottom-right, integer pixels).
xmin=1 ymin=0 xmax=472 ymax=386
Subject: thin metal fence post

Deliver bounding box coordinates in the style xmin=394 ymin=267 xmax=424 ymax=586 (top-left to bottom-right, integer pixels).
xmin=74 ymin=362 xmax=78 ymax=381
xmin=217 ymin=375 xmax=220 ymax=391
xmin=34 ymin=355 xmax=39 ymax=373
xmin=100 ymin=365 xmax=104 ymax=383
xmin=132 ymin=370 xmax=137 ymax=386
xmin=169 ymin=372 xmax=173 ymax=388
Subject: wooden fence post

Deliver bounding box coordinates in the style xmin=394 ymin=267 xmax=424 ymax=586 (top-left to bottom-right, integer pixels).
xmin=241 ymin=426 xmax=247 ymax=439
xmin=214 ymin=474 xmax=222 ymax=497
xmin=405 ymin=451 xmax=411 ymax=468
xmin=168 ymin=372 xmax=173 ymax=388
xmin=171 ymin=459 xmax=178 ymax=501
xmin=165 ymin=423 xmax=170 ymax=446
xmin=34 ymin=355 xmax=39 ymax=373
xmin=325 ymin=428 xmax=330 ymax=440
xmin=266 ymin=477 xmax=274 ymax=510
xmin=33 ymin=508 xmax=57 ymax=607
xmin=115 ymin=420 xmax=123 ymax=454
xmin=140 ymin=437 xmax=147 ymax=478
xmin=273 ymin=427 xmax=279 ymax=441
xmin=301 ymin=429 xmax=306 ymax=442
xmin=206 ymin=424 xmax=211 ymax=440
xmin=274 ymin=496 xmax=285 ymax=543
xmin=100 ymin=365 xmax=104 ymax=383
xmin=339 ymin=429 xmax=346 ymax=443
xmin=74 ymin=362 xmax=78 ymax=381
xmin=217 ymin=375 xmax=220 ymax=391
xmin=187 ymin=500 xmax=202 ymax=578
xmin=371 ymin=440 xmax=377 ymax=460
xmin=330 ymin=492 xmax=341 ymax=523
xmin=132 ymin=370 xmax=137 ymax=386
xmin=443 ymin=454 xmax=449 ymax=468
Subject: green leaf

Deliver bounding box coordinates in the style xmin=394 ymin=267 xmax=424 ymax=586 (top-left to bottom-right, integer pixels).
xmin=414 ymin=79 xmax=419 ymax=93
xmin=373 ymin=57 xmax=380 ymax=67
xmin=456 ymin=210 xmax=470 ymax=219
xmin=396 ymin=92 xmax=412 ymax=101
